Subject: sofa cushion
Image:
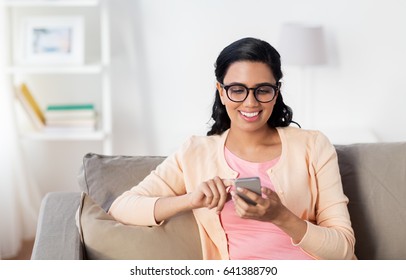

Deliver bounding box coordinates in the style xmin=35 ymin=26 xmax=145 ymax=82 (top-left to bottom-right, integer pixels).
xmin=77 ymin=192 xmax=203 ymax=260
xmin=335 ymin=142 xmax=406 ymax=260
xmin=77 ymin=153 xmax=165 ymax=211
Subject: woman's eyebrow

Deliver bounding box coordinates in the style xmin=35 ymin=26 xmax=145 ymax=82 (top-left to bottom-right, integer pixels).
xmin=224 ymin=82 xmax=276 ymax=86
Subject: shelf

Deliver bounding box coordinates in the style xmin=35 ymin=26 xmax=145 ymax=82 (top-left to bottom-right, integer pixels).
xmin=19 ymin=130 xmax=106 ymax=141
xmin=2 ymin=0 xmax=99 ymax=7
xmin=2 ymin=0 xmax=113 ymax=154
xmin=6 ymin=64 xmax=103 ymax=75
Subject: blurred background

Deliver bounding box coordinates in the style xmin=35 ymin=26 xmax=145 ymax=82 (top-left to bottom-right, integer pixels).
xmin=1 ymin=0 xmax=405 ymax=259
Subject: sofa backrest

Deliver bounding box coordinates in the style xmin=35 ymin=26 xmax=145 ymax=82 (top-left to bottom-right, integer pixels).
xmin=78 ymin=142 xmax=406 ymax=260
xmin=335 ymin=142 xmax=406 ymax=260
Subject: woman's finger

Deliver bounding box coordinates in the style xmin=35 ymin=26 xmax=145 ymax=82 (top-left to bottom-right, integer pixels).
xmin=205 ymin=178 xmax=221 ymax=209
xmin=213 ymin=177 xmax=230 ymax=213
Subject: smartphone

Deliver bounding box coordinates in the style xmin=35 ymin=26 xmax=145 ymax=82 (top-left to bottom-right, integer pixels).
xmin=234 ymin=177 xmax=262 ymax=205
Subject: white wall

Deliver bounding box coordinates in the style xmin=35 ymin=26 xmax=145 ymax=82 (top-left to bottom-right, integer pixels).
xmin=11 ymin=0 xmax=406 ymax=195
xmin=109 ymin=0 xmax=406 ymax=157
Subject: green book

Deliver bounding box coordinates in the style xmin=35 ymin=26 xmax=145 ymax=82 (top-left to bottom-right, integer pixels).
xmin=46 ymin=104 xmax=94 ymax=111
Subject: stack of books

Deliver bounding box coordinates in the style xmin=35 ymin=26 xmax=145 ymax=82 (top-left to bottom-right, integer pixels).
xmin=16 ymin=83 xmax=97 ymax=133
xmin=45 ymin=103 xmax=97 ymax=133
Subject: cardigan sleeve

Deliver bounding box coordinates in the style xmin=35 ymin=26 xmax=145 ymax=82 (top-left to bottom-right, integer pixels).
xmin=108 ymin=138 xmax=191 ymax=226
xmin=295 ymin=132 xmax=356 ymax=259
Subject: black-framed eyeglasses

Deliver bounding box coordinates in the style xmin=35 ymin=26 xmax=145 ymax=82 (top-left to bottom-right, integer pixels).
xmin=220 ymin=82 xmax=279 ymax=103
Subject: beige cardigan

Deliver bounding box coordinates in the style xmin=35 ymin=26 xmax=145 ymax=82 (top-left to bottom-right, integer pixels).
xmin=109 ymin=126 xmax=356 ymax=260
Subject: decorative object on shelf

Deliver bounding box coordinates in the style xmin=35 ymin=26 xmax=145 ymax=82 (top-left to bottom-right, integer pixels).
xmin=19 ymin=16 xmax=84 ymax=65
xmin=15 ymin=83 xmax=46 ymax=129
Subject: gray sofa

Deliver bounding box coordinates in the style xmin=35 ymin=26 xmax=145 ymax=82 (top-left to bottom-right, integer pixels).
xmin=31 ymin=142 xmax=406 ymax=260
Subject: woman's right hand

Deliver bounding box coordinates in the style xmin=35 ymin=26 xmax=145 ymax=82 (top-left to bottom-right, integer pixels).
xmin=188 ymin=176 xmax=233 ymax=213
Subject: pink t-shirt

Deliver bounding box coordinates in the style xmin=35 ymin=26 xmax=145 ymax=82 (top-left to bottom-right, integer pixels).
xmin=220 ymin=147 xmax=314 ymax=260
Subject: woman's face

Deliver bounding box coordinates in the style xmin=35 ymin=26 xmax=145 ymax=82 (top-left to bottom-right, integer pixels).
xmin=217 ymin=61 xmax=278 ymax=133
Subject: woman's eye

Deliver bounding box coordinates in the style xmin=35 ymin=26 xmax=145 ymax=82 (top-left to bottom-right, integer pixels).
xmin=230 ymin=86 xmax=245 ymax=94
xmin=257 ymin=87 xmax=273 ymax=94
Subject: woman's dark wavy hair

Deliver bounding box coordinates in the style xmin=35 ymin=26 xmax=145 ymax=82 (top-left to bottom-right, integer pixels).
xmin=207 ymin=37 xmax=296 ymax=136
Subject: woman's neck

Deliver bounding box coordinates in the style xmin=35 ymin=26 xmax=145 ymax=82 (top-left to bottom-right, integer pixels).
xmin=225 ymin=126 xmax=281 ymax=162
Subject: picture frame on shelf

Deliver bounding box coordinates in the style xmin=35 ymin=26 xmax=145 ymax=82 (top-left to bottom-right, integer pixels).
xmin=19 ymin=16 xmax=84 ymax=65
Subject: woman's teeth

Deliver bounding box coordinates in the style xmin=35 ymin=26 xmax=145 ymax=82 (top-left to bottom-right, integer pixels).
xmin=240 ymin=111 xmax=259 ymax=118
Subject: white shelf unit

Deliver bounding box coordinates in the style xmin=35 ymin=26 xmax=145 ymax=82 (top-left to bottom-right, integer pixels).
xmin=1 ymin=0 xmax=112 ymax=154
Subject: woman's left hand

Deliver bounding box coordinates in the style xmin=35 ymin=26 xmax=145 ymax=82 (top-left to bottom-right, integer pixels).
xmin=231 ymin=187 xmax=308 ymax=243
xmin=231 ymin=187 xmax=287 ymax=223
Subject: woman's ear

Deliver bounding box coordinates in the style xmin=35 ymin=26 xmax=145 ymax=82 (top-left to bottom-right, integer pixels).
xmin=216 ymin=82 xmax=225 ymax=105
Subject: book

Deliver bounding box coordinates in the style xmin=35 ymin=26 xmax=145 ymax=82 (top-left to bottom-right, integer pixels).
xmin=15 ymin=83 xmax=46 ymax=130
xmin=45 ymin=103 xmax=96 ymax=121
xmin=46 ymin=104 xmax=95 ymax=111
xmin=46 ymin=118 xmax=96 ymax=127
xmin=43 ymin=125 xmax=97 ymax=134
xmin=44 ymin=102 xmax=97 ymax=132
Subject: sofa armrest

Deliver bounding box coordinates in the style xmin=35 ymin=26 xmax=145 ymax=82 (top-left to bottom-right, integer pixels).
xmin=31 ymin=192 xmax=83 ymax=260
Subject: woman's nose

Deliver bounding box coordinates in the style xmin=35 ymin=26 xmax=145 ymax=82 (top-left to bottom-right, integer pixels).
xmin=243 ymin=89 xmax=260 ymax=106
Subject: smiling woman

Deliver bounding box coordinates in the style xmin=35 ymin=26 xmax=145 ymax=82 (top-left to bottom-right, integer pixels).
xmin=108 ymin=37 xmax=356 ymax=260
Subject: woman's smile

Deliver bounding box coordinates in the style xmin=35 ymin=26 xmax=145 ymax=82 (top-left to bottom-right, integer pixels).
xmin=239 ymin=110 xmax=261 ymax=122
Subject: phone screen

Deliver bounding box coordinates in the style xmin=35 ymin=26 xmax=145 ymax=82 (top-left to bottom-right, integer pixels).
xmin=234 ymin=177 xmax=261 ymax=205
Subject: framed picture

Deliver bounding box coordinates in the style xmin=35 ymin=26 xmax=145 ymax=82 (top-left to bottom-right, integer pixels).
xmin=20 ymin=16 xmax=84 ymax=65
